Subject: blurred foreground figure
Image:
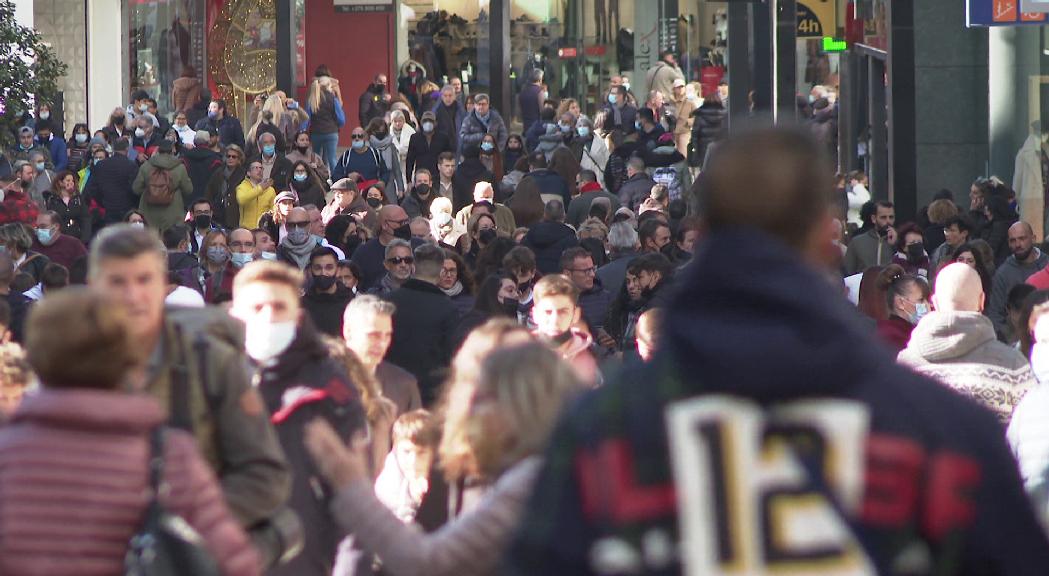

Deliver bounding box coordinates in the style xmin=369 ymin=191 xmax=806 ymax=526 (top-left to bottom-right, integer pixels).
xmin=505 ymin=128 xmax=1049 ymax=575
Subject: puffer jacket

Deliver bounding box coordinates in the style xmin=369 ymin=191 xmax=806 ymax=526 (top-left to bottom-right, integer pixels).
xmin=0 ymin=388 xmax=259 ymax=576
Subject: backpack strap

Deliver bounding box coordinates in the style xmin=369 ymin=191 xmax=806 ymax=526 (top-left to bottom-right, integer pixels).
xmin=169 ymin=323 xmax=194 ymax=433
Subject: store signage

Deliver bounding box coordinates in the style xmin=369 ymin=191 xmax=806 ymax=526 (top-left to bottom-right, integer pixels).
xmin=1021 ymin=0 xmax=1049 ymax=12
xmin=968 ymin=0 xmax=1046 ymax=26
xmin=558 ymin=47 xmax=579 ymax=59
xmin=334 ymin=0 xmax=392 ymax=13
xmin=822 ymin=37 xmax=848 ymax=52
xmin=798 ymin=0 xmax=837 ymax=38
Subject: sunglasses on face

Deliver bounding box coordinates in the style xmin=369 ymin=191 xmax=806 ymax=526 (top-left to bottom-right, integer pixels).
xmin=351 ymin=134 xmax=366 ymax=140
xmin=387 ymin=256 xmax=414 ymax=265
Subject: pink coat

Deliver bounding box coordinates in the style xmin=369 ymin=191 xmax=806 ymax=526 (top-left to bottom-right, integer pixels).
xmin=0 ymin=389 xmax=260 ymax=576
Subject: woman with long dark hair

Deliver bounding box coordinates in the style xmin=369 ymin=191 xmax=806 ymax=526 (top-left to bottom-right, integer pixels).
xmin=454 ymin=273 xmax=520 ymax=347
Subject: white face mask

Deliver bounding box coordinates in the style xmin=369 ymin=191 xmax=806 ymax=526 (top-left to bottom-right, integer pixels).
xmin=244 ymin=320 xmax=297 ymax=363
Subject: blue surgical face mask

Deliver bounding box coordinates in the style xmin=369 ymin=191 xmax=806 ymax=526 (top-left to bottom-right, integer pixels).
xmin=262 ymin=144 xmax=275 ymax=156
xmin=481 ymin=142 xmax=495 ymax=152
xmin=352 ymin=140 xmax=365 ymax=150
xmin=908 ymin=302 xmax=929 ymax=325
xmin=36 ymin=228 xmax=53 ymax=245
xmin=577 ymin=126 xmax=590 ymax=138
xmin=607 ymin=93 xmax=617 ymax=105
xmin=293 ymin=172 xmax=308 ymax=182
xmin=231 ymin=252 xmax=254 ymax=267
xmin=75 ymin=133 xmax=88 ymax=144
xmin=287 ymin=227 xmax=310 ymax=244
xmin=208 ymin=110 xmax=218 ymax=119
xmin=139 ymin=103 xmax=149 ymax=113
xmin=559 ymin=123 xmax=571 ymax=134
xmin=35 ymin=161 xmax=45 ymax=172
xmin=206 ymin=246 xmax=230 ymax=265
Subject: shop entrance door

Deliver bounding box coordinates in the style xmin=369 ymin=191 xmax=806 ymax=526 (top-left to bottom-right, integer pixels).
xmin=840 ymin=45 xmax=889 ymax=202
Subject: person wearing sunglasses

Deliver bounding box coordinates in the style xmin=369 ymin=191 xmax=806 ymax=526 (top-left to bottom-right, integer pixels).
xmin=332 ymin=127 xmax=390 ymax=184
xmin=369 ymin=239 xmax=415 ymax=296
xmin=276 ymin=206 xmax=321 ymax=271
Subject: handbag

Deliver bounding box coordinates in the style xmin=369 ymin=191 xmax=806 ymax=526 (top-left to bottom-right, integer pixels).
xmin=124 ymin=427 xmax=221 ymax=576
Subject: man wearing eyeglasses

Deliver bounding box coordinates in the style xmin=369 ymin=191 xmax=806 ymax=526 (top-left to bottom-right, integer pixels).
xmin=369 ymin=238 xmax=414 ymax=296
xmin=332 ymin=127 xmax=389 ymax=184
xmin=560 ymin=246 xmax=613 ymax=342
xmin=351 ymin=204 xmax=422 ymax=290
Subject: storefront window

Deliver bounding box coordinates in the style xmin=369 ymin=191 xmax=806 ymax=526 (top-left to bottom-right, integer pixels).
xmin=207 ymin=0 xmax=277 ymax=120
xmin=128 ymin=0 xmax=207 ymax=118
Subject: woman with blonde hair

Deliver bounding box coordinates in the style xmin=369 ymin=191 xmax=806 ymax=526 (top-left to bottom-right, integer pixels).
xmin=306 ymin=73 xmax=346 ymax=174
xmin=245 ymin=94 xmax=287 ymax=156
xmin=305 ymin=337 xmax=582 ymax=576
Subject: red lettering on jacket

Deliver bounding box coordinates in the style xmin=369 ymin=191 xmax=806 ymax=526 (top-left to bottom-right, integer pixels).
xmin=577 ymin=439 xmax=677 ymax=524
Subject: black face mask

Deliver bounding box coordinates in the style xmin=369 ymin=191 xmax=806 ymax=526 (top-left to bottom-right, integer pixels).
xmin=478 ymin=228 xmax=497 ymax=245
xmin=343 ymin=234 xmax=362 ymax=256
xmin=193 ymin=214 xmax=212 ymax=229
xmin=393 ymin=223 xmax=412 ymax=240
xmin=375 ymin=131 xmax=388 ymax=139
xmin=906 ymin=242 xmax=925 ymax=262
xmin=660 ymin=242 xmax=676 ymax=259
xmin=501 ymin=297 xmax=519 ymax=316
xmin=367 ymin=197 xmax=383 ymax=209
xmin=114 ymin=116 xmax=125 ymax=126
xmin=414 ymin=184 xmax=431 ymax=198
xmin=312 ymin=274 xmax=337 ymax=291
xmin=549 ymin=330 xmax=575 ymax=345
xmin=373 ymin=84 xmax=386 ymax=94
xmin=296 ymin=145 xmax=309 ymax=153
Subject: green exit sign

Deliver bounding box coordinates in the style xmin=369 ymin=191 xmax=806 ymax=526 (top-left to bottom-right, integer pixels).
xmin=822 ymin=37 xmax=848 ymax=52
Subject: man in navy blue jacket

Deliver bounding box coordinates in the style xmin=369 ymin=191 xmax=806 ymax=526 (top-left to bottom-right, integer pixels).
xmin=505 ymin=128 xmax=1049 ymax=575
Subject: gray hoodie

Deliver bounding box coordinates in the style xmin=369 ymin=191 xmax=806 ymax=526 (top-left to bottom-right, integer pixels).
xmin=989 ymin=249 xmax=1049 ymax=336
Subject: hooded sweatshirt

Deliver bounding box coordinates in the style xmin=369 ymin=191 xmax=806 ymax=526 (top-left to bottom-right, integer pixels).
xmin=505 ymin=229 xmax=1049 ymax=576
xmin=521 ymin=220 xmax=579 ymax=274
xmin=898 ymin=311 xmax=1035 ymax=425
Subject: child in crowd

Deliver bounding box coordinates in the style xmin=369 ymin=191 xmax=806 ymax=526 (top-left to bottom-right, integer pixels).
xmin=374 ymin=409 xmax=437 ymax=523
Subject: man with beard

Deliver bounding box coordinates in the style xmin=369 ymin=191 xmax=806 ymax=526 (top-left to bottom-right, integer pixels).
xmin=605 ymin=253 xmax=674 ymax=358
xmin=990 ymin=221 xmax=1049 ymax=336
xmin=844 ymin=200 xmax=896 ymax=275
xmin=231 ymin=261 xmax=365 ymax=576
xmin=368 ymin=239 xmax=414 ymax=296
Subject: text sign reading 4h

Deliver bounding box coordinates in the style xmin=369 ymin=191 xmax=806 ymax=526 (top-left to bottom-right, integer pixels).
xmin=798 ymin=0 xmax=837 ymax=38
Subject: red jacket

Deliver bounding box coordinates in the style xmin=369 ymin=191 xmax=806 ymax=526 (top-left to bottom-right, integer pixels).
xmin=1027 ymin=265 xmax=1049 ymax=290
xmin=876 ymin=314 xmax=915 ymax=353
xmin=0 ymin=188 xmax=39 ymax=225
xmin=0 ymin=389 xmax=259 ymax=576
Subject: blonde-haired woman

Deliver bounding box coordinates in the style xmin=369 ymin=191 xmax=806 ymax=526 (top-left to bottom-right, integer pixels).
xmin=306 ymin=73 xmax=346 ymax=175
xmin=390 ymin=110 xmax=415 ymax=189
xmin=305 ymin=338 xmax=582 ymax=576
xmin=245 ymin=94 xmax=287 ymax=156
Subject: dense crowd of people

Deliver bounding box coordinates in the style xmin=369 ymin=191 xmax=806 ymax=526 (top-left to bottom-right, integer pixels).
xmin=0 ymin=53 xmax=1048 ymax=575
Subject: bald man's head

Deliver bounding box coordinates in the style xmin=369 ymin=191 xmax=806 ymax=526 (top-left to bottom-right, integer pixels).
xmin=933 ymin=262 xmax=984 ymax=313
xmin=1009 ymin=221 xmax=1036 ymax=261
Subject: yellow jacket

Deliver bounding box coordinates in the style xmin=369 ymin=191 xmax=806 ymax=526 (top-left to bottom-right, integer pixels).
xmin=236 ymin=179 xmax=276 ymax=229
